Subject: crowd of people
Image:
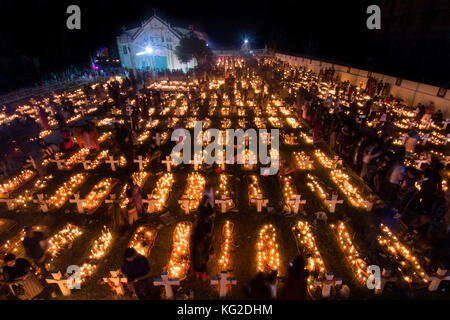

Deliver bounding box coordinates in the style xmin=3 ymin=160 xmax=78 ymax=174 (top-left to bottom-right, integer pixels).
xmin=0 ymin=55 xmax=449 ymax=299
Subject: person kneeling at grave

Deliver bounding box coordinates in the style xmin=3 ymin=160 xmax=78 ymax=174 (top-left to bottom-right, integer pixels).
xmin=2 ymin=254 xmax=44 ymax=300
xmin=121 ymin=248 xmax=152 ymax=300
xmin=22 ymin=226 xmax=54 ymax=277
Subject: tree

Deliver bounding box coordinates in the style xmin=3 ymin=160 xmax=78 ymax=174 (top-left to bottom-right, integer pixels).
xmin=174 ymin=31 xmax=213 ymax=66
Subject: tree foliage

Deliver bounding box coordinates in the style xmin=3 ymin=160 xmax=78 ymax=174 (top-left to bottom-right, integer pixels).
xmin=174 ymin=32 xmax=213 ymax=66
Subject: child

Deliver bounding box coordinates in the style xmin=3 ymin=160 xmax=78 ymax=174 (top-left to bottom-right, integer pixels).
xmin=126 ymin=189 xmax=139 ymax=228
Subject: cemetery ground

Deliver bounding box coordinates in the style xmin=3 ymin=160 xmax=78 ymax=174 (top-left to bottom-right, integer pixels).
xmin=1 ymin=74 xmax=449 ymax=299
xmin=0 ymin=131 xmax=447 ymax=300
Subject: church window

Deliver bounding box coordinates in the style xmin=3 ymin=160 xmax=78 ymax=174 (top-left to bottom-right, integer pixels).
xmin=123 ymin=46 xmax=128 ymax=55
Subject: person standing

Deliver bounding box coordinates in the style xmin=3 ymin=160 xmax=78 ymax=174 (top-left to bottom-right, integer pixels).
xmin=278 ymin=255 xmax=308 ymax=300
xmin=121 ymin=248 xmax=152 ymax=300
xmin=127 ymin=178 xmax=143 ymax=216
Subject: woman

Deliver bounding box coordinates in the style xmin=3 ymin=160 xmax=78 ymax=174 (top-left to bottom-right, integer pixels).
xmin=60 ymin=128 xmax=74 ymax=150
xmin=127 ymin=178 xmax=143 ymax=216
xmin=279 ymin=255 xmax=308 ymax=300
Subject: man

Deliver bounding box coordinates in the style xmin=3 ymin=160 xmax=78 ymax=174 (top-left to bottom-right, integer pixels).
xmin=2 ymin=253 xmax=44 ymax=300
xmin=22 ymin=226 xmax=52 ymax=275
xmin=121 ymin=248 xmax=151 ymax=300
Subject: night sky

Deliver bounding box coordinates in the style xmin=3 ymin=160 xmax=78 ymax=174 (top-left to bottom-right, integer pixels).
xmin=0 ymin=0 xmax=446 ymax=90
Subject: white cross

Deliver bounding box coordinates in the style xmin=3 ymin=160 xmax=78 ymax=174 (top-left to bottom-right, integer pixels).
xmin=46 ymin=270 xmax=71 ymax=296
xmin=106 ymin=156 xmax=120 ymax=171
xmin=215 ymin=194 xmax=233 ymax=213
xmin=325 ymin=193 xmax=343 ymax=213
xmin=142 ymin=194 xmax=159 ymax=213
xmin=33 ymin=193 xmax=51 ymax=212
xmin=105 ymin=194 xmax=118 ymax=205
xmin=190 ymin=154 xmax=202 ymax=170
xmin=210 ymin=271 xmax=237 ymax=297
xmin=415 ymin=157 xmax=428 ymax=169
xmin=0 ymin=198 xmax=16 ymax=211
xmin=426 ymin=268 xmax=450 ymax=292
xmin=69 ymin=193 xmax=86 ymax=214
xmin=153 ymin=272 xmax=180 ymax=300
xmin=103 ymin=269 xmax=128 ymax=295
xmin=178 ymin=197 xmax=195 ymax=214
xmin=288 ymin=194 xmax=306 ymax=214
xmin=422 ymin=133 xmax=431 ymax=145
xmin=153 ymin=132 xmax=162 ymax=146
xmin=134 ymin=155 xmax=146 ymax=171
xmin=80 ymin=156 xmax=92 ymax=170
xmin=250 ymin=193 xmax=268 ymax=213
xmin=443 ymin=118 xmax=450 ymax=130
xmin=51 ymin=154 xmax=66 ymax=170
xmin=162 ymin=156 xmax=173 ymax=172
xmin=26 ymin=156 xmax=37 ymax=169
xmin=315 ymin=272 xmax=342 ymax=298
xmin=285 ymin=133 xmax=297 ymax=145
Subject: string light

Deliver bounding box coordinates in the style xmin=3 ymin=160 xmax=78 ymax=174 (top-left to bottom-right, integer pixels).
xmin=215 ymin=174 xmax=235 ymax=211
xmin=180 ymin=173 xmax=206 ymax=211
xmin=167 ymin=221 xmax=192 ymax=280
xmin=218 ymin=221 xmax=234 ymax=271
xmin=86 ymin=150 xmax=109 ymax=170
xmin=119 ymin=171 xmax=150 ymax=209
xmin=248 ymin=175 xmax=264 ymax=205
xmin=0 ymin=170 xmax=36 ymax=195
xmin=293 ymin=151 xmax=314 ymax=170
xmin=377 ymin=224 xmax=427 ymax=283
xmin=314 ymin=149 xmax=333 ymax=168
xmin=50 ymin=173 xmax=88 ymax=208
xmin=82 ymin=178 xmax=119 ymax=212
xmin=330 ymin=169 xmax=368 ymax=208
xmin=48 ymin=224 xmax=82 ymax=257
xmin=129 ymin=225 xmax=157 ymax=257
xmin=64 ymin=148 xmax=90 ymax=170
xmin=330 ymin=222 xmax=369 ymax=284
xmin=256 ymin=224 xmax=280 ymax=273
xmin=280 ymin=175 xmax=297 ymax=210
xmin=150 ymin=172 xmax=174 ymax=212
xmin=292 ymin=221 xmax=327 ymax=290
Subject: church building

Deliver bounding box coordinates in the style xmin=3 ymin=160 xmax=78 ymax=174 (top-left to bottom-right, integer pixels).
xmin=116 ymin=15 xmax=208 ymax=72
